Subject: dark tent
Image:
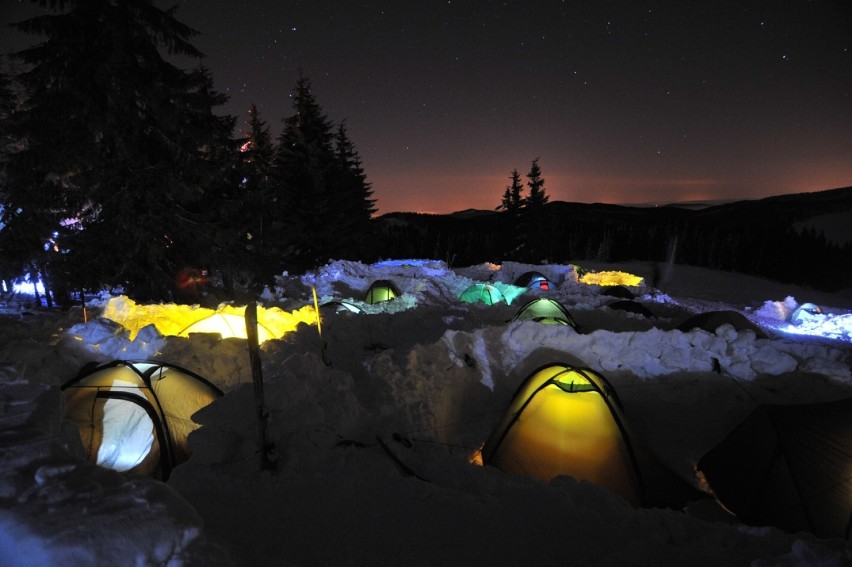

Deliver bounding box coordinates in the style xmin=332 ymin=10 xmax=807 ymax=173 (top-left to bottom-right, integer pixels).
xmin=514 ymin=271 xmax=554 ymax=291
xmin=608 ymin=300 xmax=656 ymax=318
xmin=364 ymin=280 xmax=399 ymax=304
xmin=512 ymin=297 xmax=578 ymax=329
xmin=459 ymin=283 xmax=506 ymax=305
xmin=677 ymin=310 xmax=767 ymax=338
xmin=482 ymin=363 xmax=700 ymax=508
xmin=320 ymin=300 xmax=365 ymax=315
xmin=696 ymin=398 xmax=852 ymax=539
xmin=602 ymin=285 xmax=635 ymax=299
xmin=62 ymin=360 xmax=223 ymax=481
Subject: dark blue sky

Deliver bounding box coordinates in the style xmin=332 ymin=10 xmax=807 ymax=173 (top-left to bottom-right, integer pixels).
xmin=3 ymin=1 xmax=851 ymax=213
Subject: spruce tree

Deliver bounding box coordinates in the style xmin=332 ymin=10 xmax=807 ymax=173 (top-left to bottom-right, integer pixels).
xmin=271 ymin=74 xmax=376 ymax=272
xmin=498 ymin=169 xmax=525 ymax=214
xmin=522 ymin=158 xmax=549 ymax=261
xmin=237 ymin=103 xmax=276 ymax=285
xmin=496 ymin=168 xmax=525 ymax=257
xmin=189 ymin=66 xmax=241 ymax=299
xmin=3 ymin=0 xmax=234 ymax=301
xmin=0 ymin=67 xmax=25 ymax=292
xmin=271 ymin=74 xmax=337 ymax=272
xmin=331 ymin=122 xmax=376 ymax=259
xmin=525 ymin=158 xmax=548 ymax=209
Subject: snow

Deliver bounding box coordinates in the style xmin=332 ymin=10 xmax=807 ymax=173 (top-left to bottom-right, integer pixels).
xmin=2 ymin=259 xmax=852 ymax=566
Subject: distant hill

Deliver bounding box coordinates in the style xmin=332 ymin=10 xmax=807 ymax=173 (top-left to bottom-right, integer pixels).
xmin=373 ymin=186 xmax=852 ymax=292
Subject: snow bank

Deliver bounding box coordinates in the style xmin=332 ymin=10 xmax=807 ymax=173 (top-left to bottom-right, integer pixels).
xmin=2 ymin=260 xmax=851 ymax=566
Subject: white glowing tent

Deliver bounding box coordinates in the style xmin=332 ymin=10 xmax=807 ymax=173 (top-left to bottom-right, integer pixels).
xmin=62 ymin=360 xmax=223 ymax=480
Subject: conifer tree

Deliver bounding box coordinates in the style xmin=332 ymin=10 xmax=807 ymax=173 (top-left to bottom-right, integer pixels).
xmin=271 ymin=74 xmax=377 ymax=272
xmin=0 ymin=67 xmax=25 ymax=292
xmin=498 ymin=169 xmax=525 ymax=214
xmin=271 ymin=74 xmax=337 ymax=272
xmin=2 ymin=0 xmax=234 ymax=301
xmin=189 ymin=65 xmax=241 ymax=298
xmin=525 ymin=158 xmax=548 ymax=209
xmin=332 ymin=122 xmax=376 ymax=259
xmin=496 ymin=168 xmax=525 ymax=257
xmin=522 ymin=157 xmax=549 ymax=261
xmin=236 ymin=103 xmax=275 ymax=286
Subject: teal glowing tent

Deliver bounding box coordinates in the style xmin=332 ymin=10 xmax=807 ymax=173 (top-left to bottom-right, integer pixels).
xmin=459 ymin=283 xmax=506 ymax=305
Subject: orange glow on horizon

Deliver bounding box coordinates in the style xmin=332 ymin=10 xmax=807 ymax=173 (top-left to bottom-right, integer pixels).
xmin=369 ymin=168 xmax=852 ymax=215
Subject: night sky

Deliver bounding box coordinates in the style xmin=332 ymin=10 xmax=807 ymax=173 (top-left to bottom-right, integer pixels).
xmin=2 ymin=1 xmax=851 ymax=214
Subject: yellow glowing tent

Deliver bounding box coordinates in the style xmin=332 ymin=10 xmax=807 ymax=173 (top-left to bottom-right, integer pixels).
xmin=62 ymin=360 xmax=223 ymax=481
xmin=579 ymin=270 xmax=643 ymax=287
xmin=481 ymin=363 xmax=699 ymax=508
xmin=179 ymin=312 xmax=275 ymax=342
xmin=99 ymin=296 xmax=317 ymax=342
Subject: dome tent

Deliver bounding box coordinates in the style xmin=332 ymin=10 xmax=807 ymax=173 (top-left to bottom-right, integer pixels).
xmin=320 ymin=300 xmax=365 ymax=315
xmin=62 ymin=360 xmax=223 ymax=481
xmin=481 ymin=363 xmax=699 ymax=508
xmin=511 ymin=297 xmax=577 ymax=329
xmin=364 ymin=280 xmax=399 ymax=304
xmin=514 ymin=271 xmax=554 ymax=291
xmin=179 ymin=312 xmax=276 ymax=342
xmin=608 ymin=300 xmax=656 ymax=318
xmin=601 ymin=285 xmax=635 ymax=299
xmin=788 ymin=302 xmax=822 ymax=324
xmin=677 ymin=310 xmax=767 ymax=338
xmin=459 ymin=283 xmax=506 ymax=305
xmin=697 ymin=397 xmax=852 ymax=540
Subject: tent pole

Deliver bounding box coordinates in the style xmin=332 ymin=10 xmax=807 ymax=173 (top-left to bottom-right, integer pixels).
xmin=245 ymin=301 xmax=276 ymax=471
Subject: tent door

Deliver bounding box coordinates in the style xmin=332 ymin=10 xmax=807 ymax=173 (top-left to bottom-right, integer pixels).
xmin=94 ymin=391 xmax=173 ymax=480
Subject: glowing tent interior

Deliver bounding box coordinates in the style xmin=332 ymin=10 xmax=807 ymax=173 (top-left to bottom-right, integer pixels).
xmin=511 ymin=297 xmax=577 ymax=328
xmin=514 ymin=271 xmax=555 ymax=291
xmin=579 ymin=270 xmax=644 ymax=287
xmin=98 ymin=295 xmax=318 ymax=343
xmin=481 ymin=363 xmax=699 ymax=508
xmin=179 ymin=312 xmax=276 ymax=342
xmin=364 ymin=280 xmax=399 ymax=304
xmin=459 ymin=283 xmax=506 ymax=305
xmin=62 ymin=360 xmax=223 ymax=481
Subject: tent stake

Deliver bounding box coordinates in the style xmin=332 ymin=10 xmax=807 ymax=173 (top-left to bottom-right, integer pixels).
xmin=245 ymin=301 xmax=276 ymax=472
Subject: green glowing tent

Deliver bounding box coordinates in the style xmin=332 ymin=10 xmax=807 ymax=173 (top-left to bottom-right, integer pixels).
xmin=364 ymin=280 xmax=399 ymax=304
xmin=512 ymin=297 xmax=577 ymax=328
xmin=459 ymin=283 xmax=505 ymax=305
